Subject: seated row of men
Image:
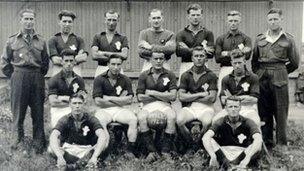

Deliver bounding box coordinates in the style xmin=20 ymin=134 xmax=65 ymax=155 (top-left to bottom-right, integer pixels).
xmin=47 ymin=46 xmax=262 ymax=169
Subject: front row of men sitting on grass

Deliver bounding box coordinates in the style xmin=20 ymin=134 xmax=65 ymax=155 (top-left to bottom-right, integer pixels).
xmin=48 ymin=46 xmax=262 ymax=169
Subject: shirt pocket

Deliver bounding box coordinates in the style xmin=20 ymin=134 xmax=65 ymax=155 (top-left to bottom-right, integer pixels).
xmin=11 ymin=42 xmax=25 ymax=63
xmin=257 ymin=40 xmax=268 ymax=58
xmin=32 ymin=41 xmax=44 ymax=61
xmin=273 ymin=41 xmax=289 ymax=59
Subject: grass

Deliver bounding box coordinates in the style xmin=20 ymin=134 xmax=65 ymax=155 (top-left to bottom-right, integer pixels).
xmin=1 ymin=80 xmax=304 ymax=170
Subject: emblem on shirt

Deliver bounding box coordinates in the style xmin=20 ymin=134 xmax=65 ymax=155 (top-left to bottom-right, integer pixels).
xmin=19 ymin=53 xmax=23 ymax=58
xmin=163 ymin=77 xmax=170 ymax=86
xmin=82 ymin=126 xmax=90 ymax=136
xmin=238 ymin=43 xmax=245 ymax=50
xmin=160 ymin=39 xmax=166 ymax=44
xmin=201 ymin=40 xmax=207 ymax=47
xmin=73 ymin=83 xmax=80 ymax=93
xmin=70 ymin=44 xmax=77 ymax=51
xmin=237 ymin=133 xmax=247 ymax=144
xmin=116 ymin=86 xmax=122 ymax=95
xmin=115 ymin=41 xmax=121 ymax=50
xmin=241 ymin=82 xmax=250 ymax=92
xmin=202 ymin=83 xmax=209 ymax=91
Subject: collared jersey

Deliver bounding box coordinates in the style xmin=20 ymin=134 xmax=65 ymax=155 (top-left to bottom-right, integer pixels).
xmin=91 ymin=32 xmax=129 ymax=66
xmin=176 ymin=26 xmax=214 ymax=62
xmin=252 ymin=31 xmax=299 ymax=74
xmin=48 ymin=70 xmax=86 ymax=96
xmin=210 ymin=115 xmax=260 ymax=147
xmin=54 ymin=113 xmax=103 ymax=145
xmin=92 ymin=70 xmax=134 ymax=98
xmin=220 ymin=70 xmax=259 ymax=98
xmin=136 ymin=67 xmax=177 ymax=94
xmin=1 ymin=31 xmax=49 ymax=77
xmin=138 ymin=28 xmax=175 ymax=60
xmin=179 ymin=66 xmax=218 ymax=93
xmin=48 ymin=32 xmax=87 ymax=58
xmin=215 ymin=30 xmax=252 ymax=67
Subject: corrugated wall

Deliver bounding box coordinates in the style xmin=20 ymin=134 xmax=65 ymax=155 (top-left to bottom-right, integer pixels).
xmin=0 ymin=1 xmax=302 ymax=77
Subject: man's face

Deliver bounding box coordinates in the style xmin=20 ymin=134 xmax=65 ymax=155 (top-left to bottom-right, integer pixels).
xmin=20 ymin=12 xmax=35 ymax=31
xmin=62 ymin=55 xmax=76 ymax=72
xmin=151 ymin=53 xmax=165 ymax=69
xmin=231 ymin=57 xmax=246 ymax=75
xmin=227 ymin=15 xmax=241 ymax=31
xmin=192 ymin=50 xmax=206 ymax=67
xmin=149 ymin=11 xmax=163 ymax=29
xmin=105 ymin=12 xmax=119 ymax=32
xmin=226 ymin=100 xmax=241 ymax=119
xmin=108 ymin=58 xmax=122 ymax=75
xmin=59 ymin=16 xmax=74 ymax=34
xmin=70 ymin=97 xmax=84 ymax=121
xmin=187 ymin=9 xmax=202 ymax=27
xmin=267 ymin=13 xmax=282 ymax=31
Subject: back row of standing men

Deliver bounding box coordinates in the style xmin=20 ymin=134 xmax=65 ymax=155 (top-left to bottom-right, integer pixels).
xmin=1 ymin=3 xmax=299 ymax=168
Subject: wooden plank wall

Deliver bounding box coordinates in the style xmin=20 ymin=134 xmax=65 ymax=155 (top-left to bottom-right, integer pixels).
xmin=0 ymin=1 xmax=302 ymax=77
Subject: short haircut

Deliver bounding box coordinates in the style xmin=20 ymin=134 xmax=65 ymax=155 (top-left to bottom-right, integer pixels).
xmin=267 ymin=8 xmax=282 ymax=16
xmin=227 ymin=10 xmax=241 ymax=17
xmin=104 ymin=9 xmax=120 ymax=18
xmin=19 ymin=9 xmax=36 ymax=18
xmin=60 ymin=49 xmax=77 ymax=58
xmin=58 ymin=10 xmax=76 ymax=20
xmin=230 ymin=49 xmax=245 ymax=59
xmin=225 ymin=95 xmax=242 ymax=104
xmin=108 ymin=54 xmax=123 ymax=63
xmin=149 ymin=9 xmax=163 ymax=16
xmin=192 ymin=46 xmax=207 ymax=55
xmin=187 ymin=3 xmax=202 ymax=14
xmin=69 ymin=93 xmax=85 ymax=102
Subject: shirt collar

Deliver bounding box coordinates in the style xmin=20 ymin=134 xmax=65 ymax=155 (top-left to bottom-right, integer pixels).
xmin=147 ymin=67 xmax=168 ymax=75
xmin=59 ymin=70 xmax=77 ymax=79
xmin=187 ymin=65 xmax=210 ymax=75
xmin=226 ymin=30 xmax=242 ymax=38
xmin=265 ymin=29 xmax=286 ymax=43
xmin=17 ymin=30 xmax=39 ymax=39
xmin=68 ymin=112 xmax=88 ymax=122
xmin=184 ymin=25 xmax=205 ymax=33
xmin=100 ymin=31 xmax=120 ymax=36
xmin=229 ymin=68 xmax=251 ymax=78
xmin=224 ymin=115 xmax=244 ymax=125
xmin=54 ymin=32 xmax=76 ymax=37
xmin=100 ymin=69 xmax=122 ymax=79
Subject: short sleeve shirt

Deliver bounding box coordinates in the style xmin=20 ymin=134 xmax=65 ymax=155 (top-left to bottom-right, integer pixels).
xmin=91 ymin=32 xmax=129 ymax=66
xmin=48 ymin=70 xmax=86 ymax=96
xmin=220 ymin=70 xmax=259 ymax=98
xmin=48 ymin=33 xmax=87 ymax=58
xmin=92 ymin=70 xmax=134 ymax=98
xmin=54 ymin=113 xmax=103 ymax=145
xmin=210 ymin=115 xmax=260 ymax=147
xmin=137 ymin=67 xmax=177 ymax=94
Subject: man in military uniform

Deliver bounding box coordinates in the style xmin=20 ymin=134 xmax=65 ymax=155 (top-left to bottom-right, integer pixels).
xmin=215 ymin=11 xmax=251 ymax=99
xmin=91 ymin=10 xmax=129 ymax=77
xmin=138 ymin=9 xmax=176 ymax=72
xmin=252 ymin=8 xmax=299 ymax=148
xmin=48 ymin=10 xmax=88 ymax=76
xmin=1 ymin=9 xmax=49 ymax=153
xmin=176 ymin=4 xmax=214 ymax=83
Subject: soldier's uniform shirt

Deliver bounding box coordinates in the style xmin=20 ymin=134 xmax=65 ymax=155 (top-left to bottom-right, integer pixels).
xmin=92 ymin=70 xmax=134 ymax=98
xmin=1 ymin=31 xmax=49 ymax=148
xmin=252 ymin=30 xmax=299 ymax=145
xmin=136 ymin=67 xmax=177 ymax=97
xmin=91 ymin=31 xmax=129 ymax=66
xmin=54 ymin=113 xmax=103 ymax=146
xmin=215 ymin=30 xmax=252 ymax=67
xmin=48 ymin=70 xmax=86 ymax=96
xmin=179 ymin=66 xmax=218 ymax=107
xmin=210 ymin=115 xmax=260 ymax=147
xmin=48 ymin=32 xmax=87 ymax=60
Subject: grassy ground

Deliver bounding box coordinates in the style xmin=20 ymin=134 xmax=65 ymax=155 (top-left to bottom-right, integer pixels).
xmin=1 ymin=80 xmax=304 ymax=170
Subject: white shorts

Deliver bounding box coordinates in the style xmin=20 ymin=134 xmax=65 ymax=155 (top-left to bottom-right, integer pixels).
xmin=62 ymin=143 xmax=93 ymax=159
xmin=95 ymin=66 xmax=124 ymax=78
xmin=95 ymin=106 xmax=128 ymax=123
xmin=218 ymin=66 xmax=234 ymax=96
xmin=142 ymin=101 xmax=172 ymax=113
xmin=183 ymin=102 xmax=215 ymax=119
xmin=50 ymin=107 xmax=71 ymax=128
xmin=141 ymin=60 xmax=170 ymax=72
